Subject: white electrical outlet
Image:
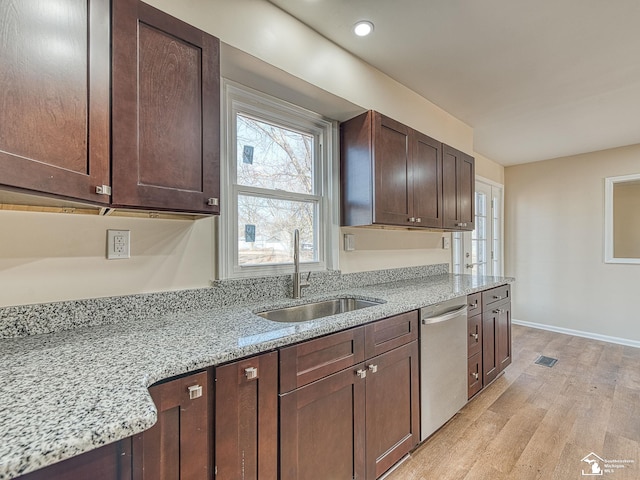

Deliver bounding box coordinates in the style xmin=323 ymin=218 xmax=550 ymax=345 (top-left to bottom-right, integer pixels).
xmin=107 ymin=230 xmax=130 ymax=259
xmin=442 ymin=236 xmax=451 ymax=249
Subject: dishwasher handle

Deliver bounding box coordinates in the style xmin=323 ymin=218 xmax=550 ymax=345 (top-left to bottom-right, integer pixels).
xmin=421 ymin=305 xmax=468 ymax=325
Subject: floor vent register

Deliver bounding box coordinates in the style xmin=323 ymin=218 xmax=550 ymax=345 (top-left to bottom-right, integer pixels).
xmin=534 ymin=355 xmax=558 ymax=367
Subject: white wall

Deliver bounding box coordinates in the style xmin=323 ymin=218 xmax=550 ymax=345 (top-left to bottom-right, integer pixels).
xmin=0 ymin=210 xmax=214 ymax=306
xmin=0 ymin=1 xmax=506 ymax=306
xmin=505 ymin=143 xmax=640 ymax=343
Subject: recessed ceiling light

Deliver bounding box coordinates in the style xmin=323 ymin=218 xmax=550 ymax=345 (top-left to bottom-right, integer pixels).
xmin=354 ymin=21 xmax=374 ymax=37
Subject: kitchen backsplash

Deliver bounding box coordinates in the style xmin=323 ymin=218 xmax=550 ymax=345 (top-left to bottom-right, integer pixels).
xmin=0 ymin=264 xmax=448 ymax=339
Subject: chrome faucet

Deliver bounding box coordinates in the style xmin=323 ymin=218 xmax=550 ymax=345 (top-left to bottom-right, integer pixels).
xmin=293 ymin=229 xmax=310 ymax=299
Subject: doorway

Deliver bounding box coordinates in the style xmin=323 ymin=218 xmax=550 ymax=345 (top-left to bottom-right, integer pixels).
xmin=452 ymin=178 xmax=503 ymax=276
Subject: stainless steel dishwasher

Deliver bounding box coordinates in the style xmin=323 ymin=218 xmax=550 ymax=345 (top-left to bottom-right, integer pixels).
xmin=420 ymin=296 xmax=468 ymax=441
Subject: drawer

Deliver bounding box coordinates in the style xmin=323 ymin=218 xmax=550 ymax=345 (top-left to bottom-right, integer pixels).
xmin=482 ymin=284 xmax=510 ymax=309
xmin=364 ymin=310 xmax=418 ymax=359
xmin=468 ymin=352 xmax=483 ymax=399
xmin=467 ymin=314 xmax=482 ymax=358
xmin=467 ymin=293 xmax=481 ymax=316
xmin=279 ymin=326 xmax=365 ymax=393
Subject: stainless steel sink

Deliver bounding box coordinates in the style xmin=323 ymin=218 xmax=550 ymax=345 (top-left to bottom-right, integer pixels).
xmin=256 ymin=297 xmax=382 ymax=323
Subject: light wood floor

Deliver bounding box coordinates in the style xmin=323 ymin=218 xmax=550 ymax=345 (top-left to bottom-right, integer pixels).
xmin=386 ymin=325 xmax=640 ymax=480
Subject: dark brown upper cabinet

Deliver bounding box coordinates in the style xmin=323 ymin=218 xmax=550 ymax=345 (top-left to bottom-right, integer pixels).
xmin=341 ymin=110 xmax=473 ymax=231
xmin=112 ymin=1 xmax=220 ymax=213
xmin=0 ymin=0 xmax=111 ymax=204
xmin=442 ymin=144 xmax=475 ymax=231
xmin=0 ymin=0 xmax=220 ymax=215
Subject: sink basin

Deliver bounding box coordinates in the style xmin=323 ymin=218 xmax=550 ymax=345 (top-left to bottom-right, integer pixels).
xmin=256 ymin=297 xmax=382 ymax=323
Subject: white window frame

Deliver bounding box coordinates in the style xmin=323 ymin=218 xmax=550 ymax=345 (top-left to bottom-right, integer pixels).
xmin=219 ymin=80 xmax=339 ymax=279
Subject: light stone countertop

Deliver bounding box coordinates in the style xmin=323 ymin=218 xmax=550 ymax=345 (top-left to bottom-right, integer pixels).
xmin=0 ymin=273 xmax=513 ymax=479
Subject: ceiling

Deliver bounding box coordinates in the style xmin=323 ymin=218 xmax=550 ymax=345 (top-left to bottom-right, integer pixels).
xmin=267 ymin=0 xmax=640 ymax=166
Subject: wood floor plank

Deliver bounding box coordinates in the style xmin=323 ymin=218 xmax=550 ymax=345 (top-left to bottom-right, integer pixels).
xmin=385 ymin=325 xmax=640 ymax=480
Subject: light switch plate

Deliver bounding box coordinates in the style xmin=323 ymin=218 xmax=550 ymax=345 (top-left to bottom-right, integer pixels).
xmin=442 ymin=236 xmax=451 ymax=249
xmin=344 ymin=233 xmax=355 ymax=251
xmin=107 ymin=230 xmax=130 ymax=259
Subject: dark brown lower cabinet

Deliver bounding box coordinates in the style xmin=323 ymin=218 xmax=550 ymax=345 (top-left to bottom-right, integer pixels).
xmin=365 ymin=341 xmax=420 ymax=479
xmin=482 ymin=309 xmax=499 ymax=385
xmin=496 ymin=302 xmax=512 ymax=372
xmin=215 ymin=351 xmax=278 ymax=480
xmin=280 ymin=338 xmax=419 ymax=480
xmin=482 ymin=301 xmax=512 ymax=386
xmin=280 ymin=365 xmax=366 ymax=480
xmin=133 ymin=370 xmax=210 ymax=480
xmin=17 ymin=440 xmax=132 ymax=480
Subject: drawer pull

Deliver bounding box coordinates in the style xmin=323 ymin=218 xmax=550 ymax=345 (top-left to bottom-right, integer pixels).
xmin=356 ymin=369 xmax=367 ymax=379
xmin=493 ymin=308 xmax=504 ymax=314
xmin=188 ymin=384 xmax=203 ymax=400
xmin=244 ymin=367 xmax=258 ymax=380
xmin=471 ymin=372 xmax=479 ymax=380
xmin=493 ymin=295 xmax=503 ymax=300
xmin=470 ymin=333 xmax=479 ymax=341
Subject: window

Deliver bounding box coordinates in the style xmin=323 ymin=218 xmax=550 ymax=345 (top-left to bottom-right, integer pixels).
xmin=452 ymin=178 xmax=504 ymax=276
xmin=219 ymin=81 xmax=338 ymax=278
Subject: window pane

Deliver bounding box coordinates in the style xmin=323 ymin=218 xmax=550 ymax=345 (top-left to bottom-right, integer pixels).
xmin=236 ymin=115 xmax=313 ymax=194
xmin=238 ymin=194 xmax=316 ymax=266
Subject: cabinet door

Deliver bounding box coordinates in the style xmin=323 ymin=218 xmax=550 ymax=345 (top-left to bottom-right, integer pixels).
xmin=17 ymin=440 xmax=132 ymax=480
xmin=365 ymin=341 xmax=419 ymax=480
xmin=496 ymin=303 xmax=512 ymax=372
xmin=0 ymin=0 xmax=110 ymax=203
xmin=215 ymin=352 xmax=278 ymax=480
xmin=442 ymin=144 xmax=475 ymax=230
xmin=112 ymin=1 xmax=220 ymax=213
xmin=133 ymin=370 xmax=210 ymax=480
xmin=373 ymin=113 xmax=413 ymax=226
xmin=482 ymin=310 xmax=499 ymax=385
xmin=280 ymin=366 xmax=366 ymax=480
xmin=412 ymin=131 xmax=442 ymax=228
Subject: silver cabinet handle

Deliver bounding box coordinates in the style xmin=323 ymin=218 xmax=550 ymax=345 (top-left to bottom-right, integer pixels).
xmin=207 ymin=197 xmax=219 ymax=206
xmin=469 ymin=301 xmax=478 ymax=308
xmin=368 ymin=364 xmax=378 ymax=374
xmin=356 ymin=369 xmax=367 ymax=379
xmin=244 ymin=367 xmax=258 ymax=380
xmin=470 ymin=333 xmax=479 ymax=340
xmin=472 ymin=372 xmax=479 ymax=380
xmin=409 ymin=217 xmax=416 ymax=223
xmin=415 ymin=218 xmax=422 ymax=223
xmin=188 ymin=384 xmax=203 ymax=400
xmin=493 ymin=295 xmax=503 ymax=300
xmin=456 ymin=222 xmax=468 ymax=227
xmin=493 ymin=308 xmax=504 ymax=314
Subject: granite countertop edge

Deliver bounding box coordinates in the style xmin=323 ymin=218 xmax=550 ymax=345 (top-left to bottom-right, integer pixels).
xmin=0 ymin=274 xmax=514 ymax=480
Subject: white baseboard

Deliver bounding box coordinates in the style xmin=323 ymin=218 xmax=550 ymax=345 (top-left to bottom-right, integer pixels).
xmin=512 ymin=318 xmax=640 ymax=349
